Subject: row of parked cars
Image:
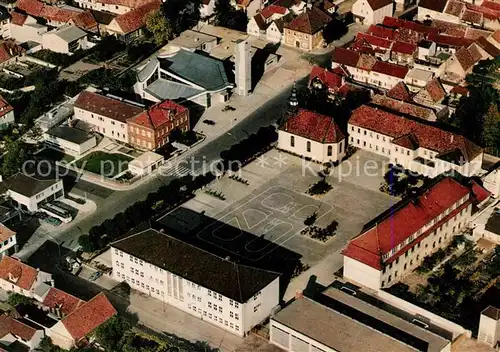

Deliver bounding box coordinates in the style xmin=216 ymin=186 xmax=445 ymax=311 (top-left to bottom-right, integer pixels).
xmin=35 ymin=212 xmax=62 ymax=226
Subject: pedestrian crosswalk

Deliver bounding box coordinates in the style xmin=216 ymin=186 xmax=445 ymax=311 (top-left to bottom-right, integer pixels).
xmin=160 ymin=164 xmax=191 ymax=177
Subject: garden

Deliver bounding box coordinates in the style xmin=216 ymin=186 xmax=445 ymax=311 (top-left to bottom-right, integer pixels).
xmin=379 ymin=164 xmax=431 ymax=198
xmin=74 ymin=151 xmax=133 ymax=178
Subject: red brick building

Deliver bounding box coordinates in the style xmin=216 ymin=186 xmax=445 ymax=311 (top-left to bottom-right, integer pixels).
xmin=126 ymin=100 xmax=189 ymax=151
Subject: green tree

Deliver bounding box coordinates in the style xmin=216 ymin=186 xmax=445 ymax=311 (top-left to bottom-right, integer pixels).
xmin=483 ymin=104 xmax=500 ymax=154
xmin=94 ymin=316 xmax=131 ymax=352
xmin=214 ymin=0 xmax=246 ymax=31
xmin=2 ymin=139 xmax=32 ymax=177
xmin=7 ymin=293 xmax=32 ymax=307
xmin=145 ymin=10 xmax=173 ymax=45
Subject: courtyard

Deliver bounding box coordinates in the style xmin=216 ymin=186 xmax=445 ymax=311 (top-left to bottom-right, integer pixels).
xmin=74 ymin=151 xmax=133 ymax=177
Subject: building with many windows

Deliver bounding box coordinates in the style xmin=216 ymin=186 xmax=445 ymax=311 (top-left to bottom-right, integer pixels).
xmin=110 ymin=228 xmax=280 ymax=337
xmin=0 ymin=256 xmax=52 ymax=297
xmin=73 ymin=90 xmax=144 ymax=143
xmin=352 ymin=0 xmax=393 ymax=26
xmin=347 ymin=105 xmax=483 ymax=177
xmin=342 ymin=177 xmax=480 ymax=291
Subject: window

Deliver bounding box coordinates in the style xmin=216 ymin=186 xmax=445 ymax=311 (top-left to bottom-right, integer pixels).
xmin=327 ymin=145 xmax=332 ymax=156
xmin=235 ymin=313 xmax=239 ymax=320
xmin=306 ymin=141 xmax=311 ymax=152
xmin=235 ymin=302 xmax=239 ymax=308
xmin=236 ymin=325 xmax=239 ymax=331
xmin=208 ymin=290 xmax=212 ymax=297
xmin=290 ymin=136 xmax=295 ymax=147
xmin=208 ymin=302 xmax=212 ymax=308
xmin=253 ymin=304 xmax=261 ymax=312
xmin=219 ymin=307 xmax=222 ymax=313
xmin=230 ymin=312 xmax=234 ymax=318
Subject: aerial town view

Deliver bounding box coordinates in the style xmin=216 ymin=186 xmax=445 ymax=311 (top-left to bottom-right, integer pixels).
xmin=0 ymin=0 xmax=498 ymax=350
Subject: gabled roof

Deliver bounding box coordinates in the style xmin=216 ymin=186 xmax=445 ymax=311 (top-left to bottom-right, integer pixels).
xmin=284 ymin=6 xmax=331 ymax=34
xmin=427 ymin=33 xmax=474 ymax=47
xmin=471 ymin=180 xmax=490 ymax=203
xmin=113 ymin=0 xmax=160 ymax=34
xmin=309 ymin=66 xmax=343 ymax=91
xmin=331 ymin=47 xmax=360 ymax=67
xmin=343 ymin=177 xmax=472 ymax=269
xmin=371 ymin=61 xmax=409 ymax=78
xmin=0 ymin=315 xmax=38 ymax=341
xmin=127 ymin=100 xmax=188 ymax=130
xmin=0 ymin=256 xmax=38 ymax=291
xmin=423 ymin=77 xmax=446 ymax=103
xmin=461 ymin=8 xmax=483 ymax=25
xmin=371 ymin=95 xmax=436 ymax=121
xmin=356 ymin=32 xmax=393 ymax=48
xmin=0 ymin=95 xmax=14 ymax=118
xmin=16 ymin=0 xmax=44 ymax=17
xmin=387 ymin=82 xmax=412 ymax=102
xmin=3 ymin=172 xmax=58 ymax=198
xmin=252 ymin=13 xmax=267 ymax=30
xmin=74 ymin=91 xmax=144 ymax=123
xmin=482 ymin=1 xmax=500 ymax=12
xmin=93 ymin=0 xmax=152 ymax=7
xmin=445 ymin=0 xmax=466 ymax=17
xmin=61 ymin=293 xmax=116 ymax=341
xmin=476 ymin=36 xmax=500 ymax=57
xmin=382 ymin=16 xmax=439 ymax=35
xmin=367 ymin=24 xmax=395 ymax=39
xmin=0 ymin=223 xmax=15 ymax=243
xmin=0 ymin=40 xmax=25 ymax=64
xmin=391 ymin=41 xmax=417 ymax=55
xmin=466 ymin=3 xmax=500 ymax=20
xmin=43 ymin=287 xmax=86 ymax=317
xmin=280 ymin=108 xmax=344 ymax=143
xmin=455 ymin=46 xmax=479 ymax=71
xmin=419 ymin=0 xmax=447 ymax=12
xmin=52 ymin=25 xmax=87 ymax=42
xmin=10 ymin=12 xmax=27 ymax=26
xmin=349 ymin=105 xmax=482 ymax=161
xmin=260 ymin=4 xmax=287 ymax=18
xmin=70 ymin=11 xmax=98 ymax=30
xmin=111 ymin=229 xmax=280 ymax=303
xmin=366 ymin=0 xmax=393 ymax=10
xmin=392 ymin=133 xmax=419 ymax=150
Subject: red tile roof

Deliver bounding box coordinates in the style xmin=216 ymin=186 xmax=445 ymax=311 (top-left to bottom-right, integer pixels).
xmin=96 ymin=0 xmax=152 ymax=7
xmin=465 ymin=27 xmax=492 ymax=40
xmin=127 ymin=99 xmax=187 ymax=130
xmin=349 ymin=105 xmax=482 ymax=161
xmin=0 ymin=224 xmax=15 ymax=243
xmin=70 ymin=11 xmax=98 ymax=30
xmin=0 ymin=256 xmax=38 ymax=291
xmin=461 ymin=8 xmax=483 ymax=24
xmin=471 ymin=180 xmax=490 ymax=203
xmin=445 ymin=0 xmax=466 ymax=17
xmin=366 ymin=0 xmax=392 ymax=10
xmin=382 ymin=16 xmax=439 ymax=35
xmin=427 ymin=33 xmax=474 ymax=47
xmin=419 ymin=0 xmax=448 ymax=12
xmin=279 ymin=108 xmax=344 ymax=143
xmin=387 ymin=82 xmax=413 ymax=102
xmin=0 ymin=40 xmax=25 ymax=64
xmin=492 ymin=29 xmax=500 ymax=42
xmin=357 ymin=53 xmax=377 ymax=70
xmin=10 ymin=12 xmax=27 ymax=26
xmin=75 ymin=91 xmax=143 ymax=123
xmin=466 ymin=3 xmax=500 ymax=20
xmin=43 ymin=288 xmax=86 ymax=317
xmin=284 ymin=7 xmax=331 ymax=34
xmin=331 ymin=47 xmax=360 ymax=67
xmin=0 ymin=95 xmax=14 ymax=118
xmin=61 ymin=293 xmax=116 ymax=341
xmin=113 ymin=0 xmax=161 ymax=34
xmin=356 ymin=32 xmax=393 ymax=48
xmin=424 ymin=77 xmax=446 ymax=103
xmin=309 ymin=66 xmax=344 ymax=91
xmin=391 ymin=41 xmax=417 ymax=55
xmin=16 ymin=0 xmax=44 ymax=17
xmin=367 ymin=24 xmax=395 ymax=39
xmin=260 ymin=4 xmax=287 ymax=19
xmin=0 ymin=315 xmax=38 ymax=341
xmin=372 ymin=95 xmax=435 ymax=121
xmin=482 ymin=0 xmax=500 ymax=12
xmin=450 ymin=85 xmax=469 ymax=96
xmin=431 ymin=19 xmax=467 ymax=37
xmin=371 ymin=61 xmax=409 ymax=78
xmin=343 ymin=177 xmax=471 ymax=269
xmin=455 ymin=46 xmax=479 ymax=71
xmin=476 ymin=36 xmax=500 ymax=57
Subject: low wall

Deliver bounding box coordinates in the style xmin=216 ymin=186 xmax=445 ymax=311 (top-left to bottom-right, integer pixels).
xmin=24 ymin=56 xmax=57 ymax=69
xmin=376 ymin=290 xmax=470 ymax=340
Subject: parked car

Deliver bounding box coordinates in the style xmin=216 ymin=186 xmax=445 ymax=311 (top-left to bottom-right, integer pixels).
xmin=44 ymin=216 xmax=62 ymax=226
xmin=203 ymin=119 xmax=216 ymax=125
xmin=36 ymin=212 xmax=48 ymax=219
xmin=89 ymin=271 xmax=103 ymax=281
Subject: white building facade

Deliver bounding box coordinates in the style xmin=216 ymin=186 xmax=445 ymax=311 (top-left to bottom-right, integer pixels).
xmin=0 ymin=224 xmax=16 ymax=258
xmin=110 ymin=229 xmax=280 ymax=337
xmin=352 ymin=0 xmax=393 ymax=25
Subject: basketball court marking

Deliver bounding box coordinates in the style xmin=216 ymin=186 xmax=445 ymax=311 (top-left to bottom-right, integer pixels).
xmin=211 ymin=217 xmax=243 ymax=241
xmin=242 ymin=208 xmax=270 ymax=230
xmin=261 ymin=192 xmax=295 ymax=213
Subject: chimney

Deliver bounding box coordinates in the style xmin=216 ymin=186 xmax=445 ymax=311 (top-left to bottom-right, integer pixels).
xmin=295 ymin=290 xmax=304 ymax=299
xmin=450 ymin=135 xmax=454 ymax=143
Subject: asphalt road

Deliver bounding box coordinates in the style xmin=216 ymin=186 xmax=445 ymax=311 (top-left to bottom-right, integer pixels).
xmin=52 ymin=86 xmax=293 ymax=250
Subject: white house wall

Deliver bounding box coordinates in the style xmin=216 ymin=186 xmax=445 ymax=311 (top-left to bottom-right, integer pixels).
xmin=74 ymin=107 xmax=128 ymax=143
xmin=278 ymin=130 xmax=345 ymax=164
xmin=8 ymin=180 xmax=64 ymax=212
xmin=270 ymin=319 xmax=336 ymax=352
xmin=343 ymin=256 xmax=382 ymax=290
xmin=74 ymin=0 xmax=131 ymax=14
xmin=0 ymin=234 xmax=16 ymax=257
xmin=242 ymin=277 xmax=279 ymax=333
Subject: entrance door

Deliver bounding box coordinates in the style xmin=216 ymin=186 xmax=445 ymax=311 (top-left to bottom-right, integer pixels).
xmin=295 ymin=41 xmax=300 ymax=48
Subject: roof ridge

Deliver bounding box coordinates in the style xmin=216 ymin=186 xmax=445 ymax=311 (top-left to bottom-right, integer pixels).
xmin=61 ymin=292 xmax=105 ymax=323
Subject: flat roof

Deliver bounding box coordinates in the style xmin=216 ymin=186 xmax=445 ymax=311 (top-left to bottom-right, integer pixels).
xmin=46 ymin=125 xmax=94 ymax=145
xmin=272 ymin=297 xmax=416 ymax=352
xmin=2 ymin=173 xmax=59 ymax=198
xmin=169 ymin=30 xmax=218 ymax=49
xmin=129 ymin=151 xmax=163 ymax=168
xmin=407 ymin=68 xmax=434 ymax=81
xmin=482 ymin=306 xmax=500 ymax=321
xmin=485 ymin=209 xmax=500 ymax=235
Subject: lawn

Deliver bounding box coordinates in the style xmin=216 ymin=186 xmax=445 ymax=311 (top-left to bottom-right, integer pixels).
xmin=74 ymin=151 xmax=132 ymax=177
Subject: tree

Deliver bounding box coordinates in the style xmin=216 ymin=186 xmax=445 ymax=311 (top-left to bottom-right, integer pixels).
xmin=483 ymin=104 xmax=500 ymax=154
xmin=94 ymin=316 xmax=131 ymax=352
xmin=322 ymin=17 xmax=348 ymax=44
xmin=7 ymin=293 xmax=32 ymax=307
xmin=145 ymin=10 xmax=173 ymax=45
xmin=78 ymin=234 xmax=96 ymax=253
xmin=214 ymin=0 xmax=246 ymax=31
xmin=2 ymin=139 xmax=32 ymax=177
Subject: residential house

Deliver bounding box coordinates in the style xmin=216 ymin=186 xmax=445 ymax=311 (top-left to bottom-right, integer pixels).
xmin=74 ymin=0 xmax=153 ymax=15
xmin=278 ymin=108 xmax=346 ymax=163
xmin=44 ymin=125 xmax=97 ymax=156
xmin=2 ymin=173 xmax=65 ymax=212
xmin=0 ymin=256 xmax=52 ymax=297
xmin=126 ymin=100 xmax=189 ymax=151
xmin=0 ymin=40 xmax=24 ymax=67
xmin=231 ymin=0 xmax=260 ymax=18
xmin=418 ymin=0 xmax=456 ymax=23
xmin=270 ymin=287 xmax=451 ymax=352
xmin=371 ymin=94 xmax=438 ymax=122
xmin=478 ymin=306 xmax=500 ymax=348
xmin=0 ymin=96 xmax=14 ymax=129
xmin=412 ymin=77 xmax=447 ymax=108
xmin=48 ymin=293 xmax=116 ymax=349
xmin=331 ymin=47 xmax=410 ymax=90
xmin=308 ymin=65 xmax=347 ymax=101
xmin=0 ymin=315 xmax=44 ymax=351
xmin=266 ymin=18 xmax=287 ymax=43
xmin=73 ymin=90 xmax=144 ymax=143
xmin=41 ymin=25 xmax=88 ymax=54
xmin=347 ymin=105 xmax=483 ymax=177
xmin=8 ymin=12 xmax=48 ymax=45
xmin=134 ymin=48 xmax=232 ymax=107
xmin=283 ymin=7 xmax=331 ymax=51
xmin=387 ymin=81 xmax=413 ymax=102
xmin=106 ymin=0 xmax=161 ymax=41
xmin=487 ymin=29 xmax=500 ymax=48
xmin=0 ymin=224 xmax=16 ymax=258
xmin=443 ymin=44 xmax=484 ymax=83
xmin=90 ymin=10 xmax=116 ymax=35
xmin=110 ymin=227 xmax=280 ymax=337
xmin=41 ymin=287 xmax=86 ymax=318
xmin=405 ymin=68 xmax=434 ymax=92
xmin=343 ymin=177 xmax=481 ymax=290
xmin=352 ymin=0 xmax=393 ymax=25
xmin=247 ymin=14 xmax=268 ymax=37
xmin=127 ymin=151 xmax=164 ymax=176
xmin=248 ymin=5 xmax=289 ymax=39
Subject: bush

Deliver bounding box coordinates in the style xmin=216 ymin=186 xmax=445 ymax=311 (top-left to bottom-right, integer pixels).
xmin=7 ymin=293 xmax=32 ymax=307
xmin=307 ymin=179 xmax=333 ymax=195
xmin=304 ymin=212 xmax=317 ymax=226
